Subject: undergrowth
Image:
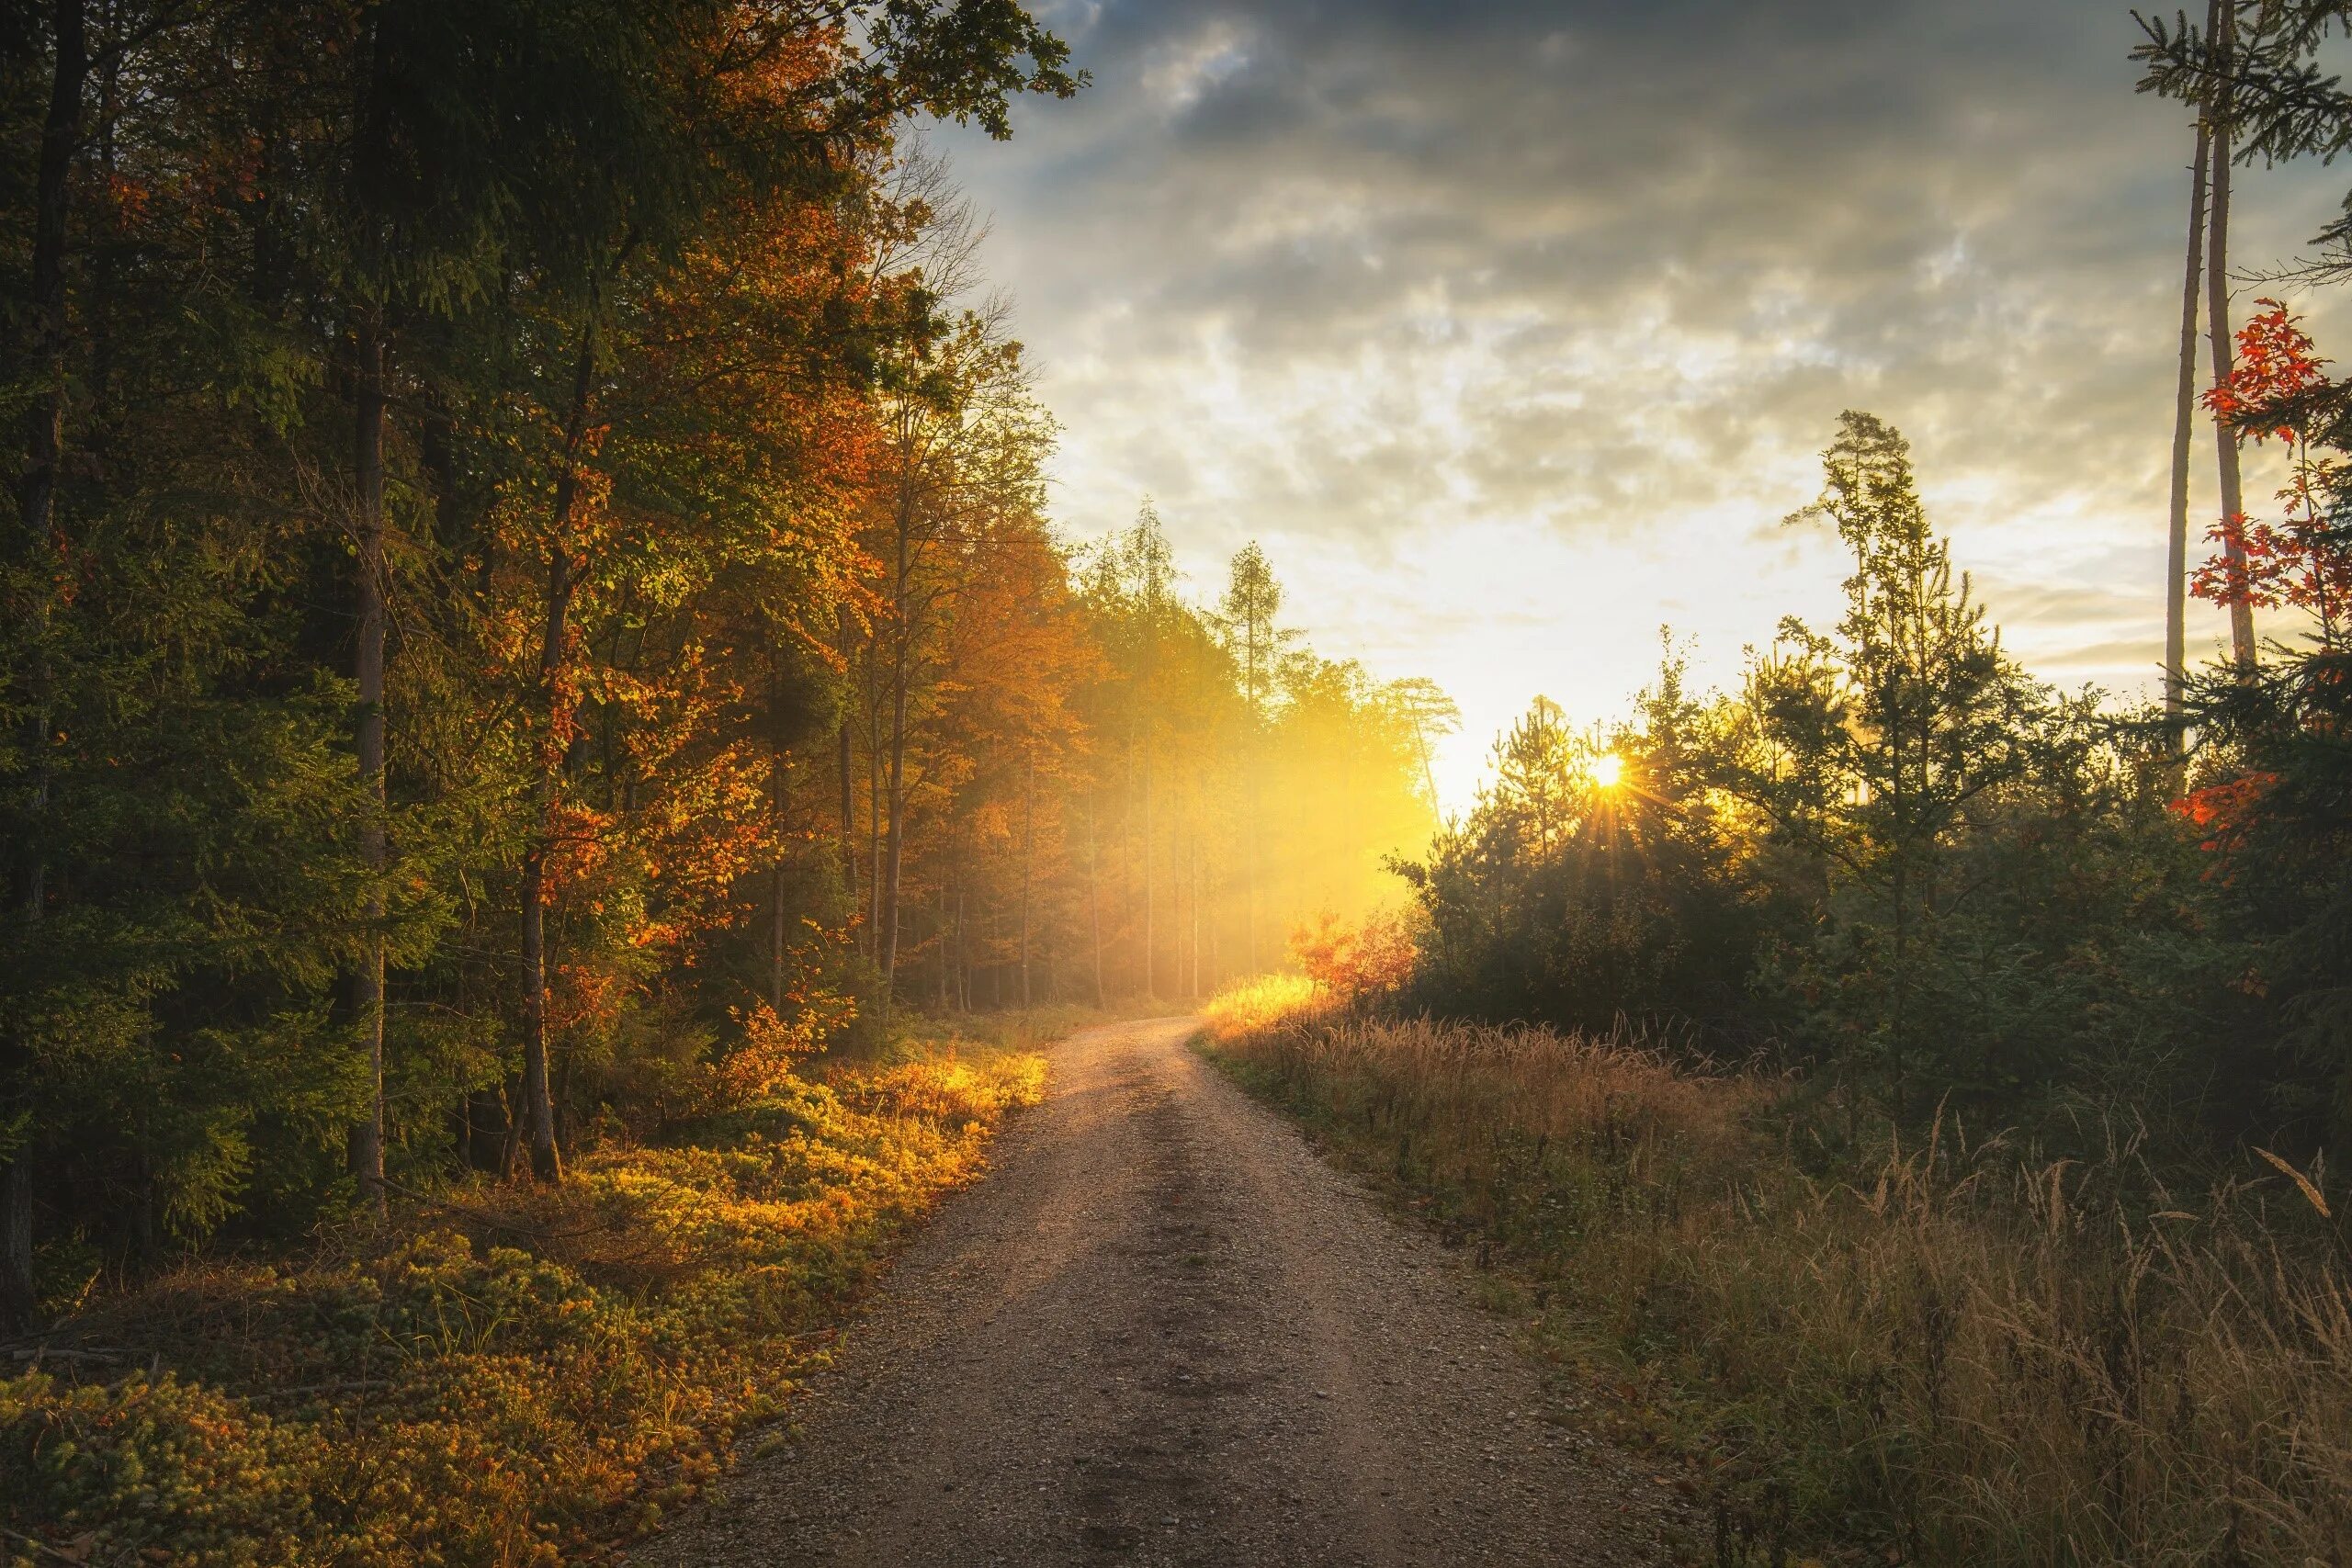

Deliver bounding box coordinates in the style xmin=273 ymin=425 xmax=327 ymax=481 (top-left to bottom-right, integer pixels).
xmin=1201 ymin=981 xmax=2352 ymax=1567
xmin=0 ymin=1046 xmax=1044 ymax=1567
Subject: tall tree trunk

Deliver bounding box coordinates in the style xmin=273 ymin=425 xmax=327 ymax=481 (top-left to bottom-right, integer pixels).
xmin=1190 ymin=837 xmax=1201 ymax=999
xmin=517 ymin=322 xmax=597 ymax=1186
xmin=934 ymin=877 xmax=950 ymax=1012
xmin=1087 ymin=791 xmax=1104 ymax=1008
xmin=865 ymin=633 xmax=884 ymax=964
xmin=1246 ymin=629 xmax=1261 ymax=975
xmin=2165 ymin=120 xmax=2211 ymax=747
xmin=1019 ymin=748 xmax=1034 ymax=1009
xmin=880 ymin=637 xmax=910 ymax=993
xmin=768 ymin=680 xmax=789 ymax=1012
xmin=346 ymin=321 xmax=389 ymax=1213
xmin=836 ymin=605 xmax=857 ymax=916
xmin=2 ymin=0 xmax=89 ymax=1335
xmin=1141 ymin=736 xmax=1154 ymax=999
xmin=2206 ymin=0 xmax=2259 ymax=673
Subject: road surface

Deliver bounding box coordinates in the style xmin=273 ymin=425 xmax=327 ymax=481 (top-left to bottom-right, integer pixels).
xmin=639 ymin=1016 xmax=1690 ymax=1566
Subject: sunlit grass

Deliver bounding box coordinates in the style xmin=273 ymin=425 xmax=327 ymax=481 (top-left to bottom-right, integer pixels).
xmin=0 ymin=1048 xmax=1046 ymax=1564
xmin=1200 ymin=972 xmax=1329 ymax=1040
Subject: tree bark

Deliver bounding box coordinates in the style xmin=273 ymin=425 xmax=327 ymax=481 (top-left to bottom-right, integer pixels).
xmin=1087 ymin=791 xmax=1104 ymax=1008
xmin=346 ymin=321 xmax=389 ymax=1213
xmin=836 ymin=605 xmax=857 ymax=916
xmin=1019 ymin=748 xmax=1034 ymax=1009
xmin=517 ymin=322 xmax=597 ymax=1185
xmin=2165 ymin=120 xmax=2211 ymax=746
xmin=880 ymin=632 xmax=910 ymax=991
xmin=769 ymin=676 xmax=789 ymax=1012
xmin=1190 ymin=836 xmax=1201 ymax=999
xmin=2206 ymin=0 xmax=2259 ymax=673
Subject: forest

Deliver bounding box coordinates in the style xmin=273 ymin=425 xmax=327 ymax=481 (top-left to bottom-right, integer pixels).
xmin=0 ymin=0 xmax=1453 ymax=1334
xmin=6 ymin=0 xmax=2352 ymax=1565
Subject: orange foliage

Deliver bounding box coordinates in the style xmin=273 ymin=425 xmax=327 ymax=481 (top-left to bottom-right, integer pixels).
xmin=1287 ymin=908 xmax=1419 ymax=1001
xmin=2195 ymin=300 xmax=2352 ymax=641
xmin=2171 ymin=771 xmax=2278 ymax=857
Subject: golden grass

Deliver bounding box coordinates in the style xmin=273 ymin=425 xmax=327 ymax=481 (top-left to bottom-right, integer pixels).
xmin=0 ymin=1049 xmax=1044 ymax=1566
xmin=1203 ymin=987 xmax=2352 ymax=1567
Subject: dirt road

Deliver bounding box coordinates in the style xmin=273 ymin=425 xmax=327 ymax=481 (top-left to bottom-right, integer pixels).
xmin=641 ymin=1017 xmax=1690 ymax=1567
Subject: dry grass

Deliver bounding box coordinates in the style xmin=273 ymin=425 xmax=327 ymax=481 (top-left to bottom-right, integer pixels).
xmin=1204 ymin=991 xmax=2352 ymax=1567
xmin=0 ymin=1049 xmax=1044 ymax=1567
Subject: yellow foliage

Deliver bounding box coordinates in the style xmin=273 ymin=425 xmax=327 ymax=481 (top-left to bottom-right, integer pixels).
xmin=0 ymin=1050 xmax=1043 ymax=1565
xmin=1200 ymin=973 xmax=1329 ymax=1041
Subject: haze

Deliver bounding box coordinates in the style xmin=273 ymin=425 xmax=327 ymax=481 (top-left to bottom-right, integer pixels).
xmin=937 ymin=0 xmax=2349 ymax=809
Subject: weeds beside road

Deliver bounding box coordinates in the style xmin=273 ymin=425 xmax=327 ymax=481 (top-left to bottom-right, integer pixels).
xmin=1203 ymin=978 xmax=2352 ymax=1567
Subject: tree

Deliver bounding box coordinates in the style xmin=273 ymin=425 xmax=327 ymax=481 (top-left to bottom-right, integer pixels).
xmin=1214 ymin=540 xmax=1295 ymax=971
xmin=2166 ymin=107 xmax=2212 ymax=740
xmin=2203 ymin=0 xmax=2262 ymax=672
xmin=1780 ymin=412 xmax=2025 ymax=1115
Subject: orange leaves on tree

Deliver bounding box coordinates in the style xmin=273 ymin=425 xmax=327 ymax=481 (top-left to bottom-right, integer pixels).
xmin=541 ymin=799 xmax=617 ymax=901
xmin=2202 ymin=298 xmax=2327 ymax=443
xmin=2171 ymin=771 xmax=2278 ymax=858
xmin=2194 ymin=299 xmax=2352 ymax=645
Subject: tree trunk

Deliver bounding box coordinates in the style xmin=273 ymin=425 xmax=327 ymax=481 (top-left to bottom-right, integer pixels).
xmin=1141 ymin=736 xmax=1154 ymax=999
xmin=2166 ymin=118 xmax=2211 ymax=746
xmin=880 ymin=643 xmax=910 ymax=992
xmin=865 ymin=638 xmax=884 ymax=964
xmin=2206 ymin=0 xmax=2258 ymax=673
xmin=1190 ymin=837 xmax=1202 ymax=999
xmin=1019 ymin=748 xmax=1035 ymax=1009
xmin=2 ymin=0 xmax=88 ymax=1335
xmin=346 ymin=321 xmax=389 ymax=1213
xmin=769 ymin=705 xmax=789 ymax=1012
xmin=1087 ymin=791 xmax=1104 ymax=1008
xmin=837 ymin=606 xmax=857 ymax=916
xmin=517 ymin=322 xmax=597 ymax=1186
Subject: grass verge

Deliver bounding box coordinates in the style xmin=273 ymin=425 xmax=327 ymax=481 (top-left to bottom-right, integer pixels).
xmin=0 ymin=1043 xmax=1044 ymax=1567
xmin=1200 ymin=977 xmax=2352 ymax=1567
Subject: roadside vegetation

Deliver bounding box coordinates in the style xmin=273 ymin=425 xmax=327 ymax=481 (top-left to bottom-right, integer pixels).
xmin=1203 ymin=987 xmax=2351 ymax=1567
xmin=2 ymin=1034 xmax=1042 ymax=1566
xmin=1203 ymin=365 xmax=2352 ymax=1565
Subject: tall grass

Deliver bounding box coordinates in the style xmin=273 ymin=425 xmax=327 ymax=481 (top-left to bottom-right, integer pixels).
xmin=1204 ymin=993 xmax=2352 ymax=1567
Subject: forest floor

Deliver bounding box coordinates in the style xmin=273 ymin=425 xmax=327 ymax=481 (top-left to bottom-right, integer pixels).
xmin=638 ymin=1015 xmax=1696 ymax=1567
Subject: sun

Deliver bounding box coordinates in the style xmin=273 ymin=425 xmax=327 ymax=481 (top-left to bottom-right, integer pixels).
xmin=1591 ymin=752 xmax=1624 ymax=789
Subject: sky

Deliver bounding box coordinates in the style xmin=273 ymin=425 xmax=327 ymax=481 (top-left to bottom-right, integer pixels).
xmin=932 ymin=0 xmax=2352 ymax=812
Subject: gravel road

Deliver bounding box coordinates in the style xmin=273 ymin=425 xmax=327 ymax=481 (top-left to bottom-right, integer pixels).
xmin=639 ymin=1016 xmax=1692 ymax=1567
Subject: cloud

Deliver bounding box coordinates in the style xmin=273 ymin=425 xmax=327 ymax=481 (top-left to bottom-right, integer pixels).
xmin=934 ymin=0 xmax=2349 ymax=804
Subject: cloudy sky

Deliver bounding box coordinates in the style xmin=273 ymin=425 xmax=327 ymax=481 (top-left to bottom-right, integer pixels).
xmin=933 ymin=0 xmax=2351 ymax=809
